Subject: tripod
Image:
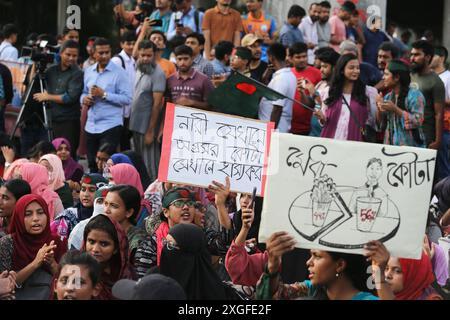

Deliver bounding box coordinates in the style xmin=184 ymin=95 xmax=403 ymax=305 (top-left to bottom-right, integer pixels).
xmin=10 ymin=65 xmax=53 ymax=142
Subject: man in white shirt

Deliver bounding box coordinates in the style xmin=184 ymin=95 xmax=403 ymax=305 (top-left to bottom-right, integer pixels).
xmin=0 ymin=24 xmax=19 ymax=62
xmin=111 ymin=31 xmax=137 ymax=151
xmin=299 ymin=3 xmax=320 ymax=65
xmin=259 ymin=43 xmax=297 ymax=133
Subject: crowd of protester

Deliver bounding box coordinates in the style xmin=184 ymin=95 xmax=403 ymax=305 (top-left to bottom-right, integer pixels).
xmin=0 ymin=0 xmax=449 ymax=300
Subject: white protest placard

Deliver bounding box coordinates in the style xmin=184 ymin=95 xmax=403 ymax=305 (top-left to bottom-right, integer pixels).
xmin=158 ymin=103 xmax=275 ymax=196
xmin=259 ymin=133 xmax=437 ymax=259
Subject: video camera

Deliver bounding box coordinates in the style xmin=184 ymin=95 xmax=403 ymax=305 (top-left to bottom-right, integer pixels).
xmin=22 ymin=40 xmax=58 ymax=73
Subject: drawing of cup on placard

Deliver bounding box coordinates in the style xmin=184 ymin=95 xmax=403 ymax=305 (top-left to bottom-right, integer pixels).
xmin=356 ymin=197 xmax=382 ymax=232
xmin=312 ymin=199 xmax=333 ymax=227
xmin=311 ymin=175 xmax=336 ymax=227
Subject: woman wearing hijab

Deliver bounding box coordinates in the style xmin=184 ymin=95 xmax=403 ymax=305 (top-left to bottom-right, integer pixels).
xmin=159 ymin=223 xmax=235 ymax=300
xmin=110 ymin=164 xmax=151 ymax=228
xmin=108 ymin=153 xmax=133 ymax=166
xmin=0 ymin=194 xmax=66 ymax=299
xmin=39 ymin=154 xmax=73 ymax=209
xmin=51 ymin=174 xmax=108 ymax=242
xmin=3 ymin=158 xmax=29 ymax=180
xmin=52 ymin=138 xmax=84 ymax=189
xmin=19 ymin=163 xmax=64 ymax=221
xmin=365 ymin=240 xmax=442 ymax=300
xmin=82 ymin=214 xmax=136 ymax=300
xmin=68 ymin=186 xmax=110 ymax=250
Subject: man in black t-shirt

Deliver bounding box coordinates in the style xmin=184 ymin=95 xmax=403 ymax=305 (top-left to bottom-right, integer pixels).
xmin=241 ymin=34 xmax=267 ymax=83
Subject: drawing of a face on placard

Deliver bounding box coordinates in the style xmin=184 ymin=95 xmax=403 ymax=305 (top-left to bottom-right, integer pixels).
xmin=289 ymin=161 xmax=400 ymax=250
xmin=259 ymin=134 xmax=435 ymax=259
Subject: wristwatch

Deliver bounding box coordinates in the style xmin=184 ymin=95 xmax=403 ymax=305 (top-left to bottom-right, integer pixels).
xmin=102 ymin=92 xmax=107 ymax=101
xmin=264 ymin=263 xmax=279 ymax=279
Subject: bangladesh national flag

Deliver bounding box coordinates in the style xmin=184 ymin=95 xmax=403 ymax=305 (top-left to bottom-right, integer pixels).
xmin=207 ymin=72 xmax=287 ymax=118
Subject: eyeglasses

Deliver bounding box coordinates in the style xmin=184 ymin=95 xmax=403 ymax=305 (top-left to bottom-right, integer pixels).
xmin=169 ymin=200 xmax=196 ymax=208
xmin=162 ymin=238 xmax=180 ymax=251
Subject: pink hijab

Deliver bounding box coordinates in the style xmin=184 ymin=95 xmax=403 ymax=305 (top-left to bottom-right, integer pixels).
xmin=39 ymin=154 xmax=65 ymax=190
xmin=20 ymin=162 xmax=61 ymax=221
xmin=110 ymin=164 xmax=144 ymax=196
xmin=3 ymin=159 xmax=29 ymax=180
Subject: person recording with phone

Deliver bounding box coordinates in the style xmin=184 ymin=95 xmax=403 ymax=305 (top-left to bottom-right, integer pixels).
xmin=149 ymin=0 xmax=174 ymax=34
xmin=167 ymin=0 xmax=204 ymax=40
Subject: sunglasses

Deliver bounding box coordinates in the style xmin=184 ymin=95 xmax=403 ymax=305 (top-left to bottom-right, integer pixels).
xmin=169 ymin=199 xmax=196 ymax=208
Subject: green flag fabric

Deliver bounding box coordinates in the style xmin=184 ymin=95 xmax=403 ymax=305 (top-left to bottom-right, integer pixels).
xmin=207 ymin=72 xmax=287 ymax=118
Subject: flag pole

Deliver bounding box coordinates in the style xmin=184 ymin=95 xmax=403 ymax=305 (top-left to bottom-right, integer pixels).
xmin=235 ymin=72 xmax=317 ymax=113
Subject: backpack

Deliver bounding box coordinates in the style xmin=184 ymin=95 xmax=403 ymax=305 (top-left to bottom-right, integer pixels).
xmin=193 ymin=10 xmax=200 ymax=33
xmin=114 ymin=54 xmax=126 ymax=69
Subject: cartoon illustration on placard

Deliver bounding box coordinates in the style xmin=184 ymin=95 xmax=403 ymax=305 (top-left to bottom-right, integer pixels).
xmin=288 ymin=158 xmax=401 ymax=250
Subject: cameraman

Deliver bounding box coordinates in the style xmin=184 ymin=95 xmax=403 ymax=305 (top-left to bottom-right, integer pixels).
xmin=167 ymin=0 xmax=204 ymax=41
xmin=33 ymin=40 xmax=83 ymax=159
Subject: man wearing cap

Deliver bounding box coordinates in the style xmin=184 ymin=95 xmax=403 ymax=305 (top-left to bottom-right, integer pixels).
xmin=329 ymin=1 xmax=355 ymax=52
xmin=230 ymin=47 xmax=252 ymax=77
xmin=134 ymin=187 xmax=196 ymax=278
xmin=113 ymin=274 xmax=186 ymax=300
xmin=242 ymin=34 xmax=268 ymax=82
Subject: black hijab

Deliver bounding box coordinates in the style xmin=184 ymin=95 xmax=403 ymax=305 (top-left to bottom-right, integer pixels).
xmin=159 ymin=224 xmax=228 ymax=300
xmin=123 ymin=151 xmax=152 ymax=189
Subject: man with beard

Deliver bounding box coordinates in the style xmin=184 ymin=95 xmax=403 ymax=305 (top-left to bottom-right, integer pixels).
xmin=299 ymin=3 xmax=320 ymax=66
xmin=166 ymin=45 xmax=214 ymax=110
xmin=317 ymin=1 xmax=331 ymax=48
xmin=410 ymin=40 xmax=446 ymax=152
xmin=241 ymin=34 xmax=267 ymax=82
xmin=129 ymin=41 xmax=166 ymax=182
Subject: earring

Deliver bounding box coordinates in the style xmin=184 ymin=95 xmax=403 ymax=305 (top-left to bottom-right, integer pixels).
xmin=336 ymin=273 xmax=340 ymax=278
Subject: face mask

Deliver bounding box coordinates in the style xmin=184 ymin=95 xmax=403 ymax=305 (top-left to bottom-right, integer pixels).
xmin=93 ymin=199 xmax=105 ymax=216
xmin=103 ymin=164 xmax=112 ymax=181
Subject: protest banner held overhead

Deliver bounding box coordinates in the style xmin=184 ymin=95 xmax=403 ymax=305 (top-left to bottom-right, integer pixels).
xmin=259 ymin=133 xmax=437 ymax=259
xmin=158 ymin=103 xmax=275 ymax=196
